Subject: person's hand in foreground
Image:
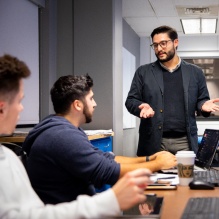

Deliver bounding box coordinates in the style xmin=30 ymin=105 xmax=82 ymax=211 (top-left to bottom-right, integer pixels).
xmin=112 ymin=168 xmax=152 ymax=210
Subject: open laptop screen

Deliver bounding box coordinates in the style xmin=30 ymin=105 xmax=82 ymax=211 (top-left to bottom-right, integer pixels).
xmin=195 ymin=129 xmax=219 ymax=169
xmin=123 ymin=195 xmax=163 ymax=216
xmin=111 ymin=195 xmax=164 ymax=218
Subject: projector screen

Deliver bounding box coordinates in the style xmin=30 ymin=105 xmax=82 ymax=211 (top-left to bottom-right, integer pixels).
xmin=0 ymin=0 xmax=40 ymax=125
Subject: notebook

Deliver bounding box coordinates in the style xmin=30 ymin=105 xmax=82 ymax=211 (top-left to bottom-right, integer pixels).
xmin=194 ymin=129 xmax=219 ymax=171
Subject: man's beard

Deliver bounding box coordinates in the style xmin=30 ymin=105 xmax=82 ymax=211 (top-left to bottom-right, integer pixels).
xmin=83 ymin=102 xmax=92 ymax=123
xmin=156 ymin=47 xmax=175 ymax=63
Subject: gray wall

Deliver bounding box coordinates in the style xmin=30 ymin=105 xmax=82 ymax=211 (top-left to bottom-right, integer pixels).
xmin=40 ymin=0 xmax=140 ymax=155
xmin=39 ymin=0 xmax=57 ymax=119
xmin=57 ymin=0 xmax=73 ymax=78
xmin=73 ymin=0 xmax=114 ymax=130
xmin=40 ymin=0 xmax=74 ymax=118
xmin=73 ymin=0 xmax=123 ymax=155
xmin=123 ymin=19 xmax=140 ymax=156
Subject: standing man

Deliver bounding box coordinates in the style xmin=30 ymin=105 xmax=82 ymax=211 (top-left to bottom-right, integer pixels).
xmin=125 ymin=25 xmax=219 ymax=156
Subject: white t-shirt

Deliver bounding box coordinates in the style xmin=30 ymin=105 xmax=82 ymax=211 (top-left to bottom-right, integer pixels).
xmin=0 ymin=145 xmax=120 ymax=219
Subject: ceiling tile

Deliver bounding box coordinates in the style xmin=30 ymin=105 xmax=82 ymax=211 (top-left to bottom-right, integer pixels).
xmin=124 ymin=17 xmax=160 ymax=34
xmin=149 ymin=0 xmax=178 ymax=16
xmin=122 ymin=0 xmax=155 ymax=17
xmin=122 ymin=0 xmax=219 ymax=37
xmin=174 ymin=0 xmax=219 ymax=7
xmin=157 ymin=17 xmax=183 ymax=33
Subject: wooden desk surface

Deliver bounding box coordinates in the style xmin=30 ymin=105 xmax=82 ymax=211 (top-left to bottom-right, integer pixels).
xmin=145 ymin=186 xmax=219 ymax=219
xmin=0 ymin=133 xmax=113 ymax=143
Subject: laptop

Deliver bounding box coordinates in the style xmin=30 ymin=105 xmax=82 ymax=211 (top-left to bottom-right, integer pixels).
xmin=160 ymin=129 xmax=219 ymax=174
xmin=194 ymin=129 xmax=219 ymax=171
xmin=191 ymin=129 xmax=219 ymax=186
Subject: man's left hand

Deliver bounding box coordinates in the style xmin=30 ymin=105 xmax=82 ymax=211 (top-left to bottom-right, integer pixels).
xmin=201 ymin=98 xmax=219 ymax=112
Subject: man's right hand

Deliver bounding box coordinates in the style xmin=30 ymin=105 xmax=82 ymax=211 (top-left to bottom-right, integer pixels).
xmin=139 ymin=103 xmax=155 ymax=118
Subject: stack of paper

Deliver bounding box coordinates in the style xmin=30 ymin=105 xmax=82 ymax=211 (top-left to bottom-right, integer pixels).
xmin=84 ymin=129 xmax=113 ymax=136
xmin=150 ymin=173 xmax=179 ymax=185
xmin=146 ymin=173 xmax=179 ymax=190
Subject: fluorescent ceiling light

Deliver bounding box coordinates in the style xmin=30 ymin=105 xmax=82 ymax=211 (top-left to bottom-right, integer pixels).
xmin=181 ymin=18 xmax=217 ymax=34
xmin=202 ymin=19 xmax=217 ymax=33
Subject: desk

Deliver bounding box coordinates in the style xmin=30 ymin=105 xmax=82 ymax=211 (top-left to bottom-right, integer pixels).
xmin=0 ymin=133 xmax=113 ymax=143
xmin=145 ymin=186 xmax=219 ymax=219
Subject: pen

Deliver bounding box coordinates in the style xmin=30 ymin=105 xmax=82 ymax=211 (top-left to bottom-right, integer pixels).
xmin=157 ymin=176 xmax=176 ymax=180
xmin=149 ymin=183 xmax=170 ymax=186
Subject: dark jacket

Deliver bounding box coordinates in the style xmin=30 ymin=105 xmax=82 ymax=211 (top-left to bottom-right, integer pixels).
xmin=125 ymin=60 xmax=210 ymax=156
xmin=22 ymin=115 xmax=120 ymax=204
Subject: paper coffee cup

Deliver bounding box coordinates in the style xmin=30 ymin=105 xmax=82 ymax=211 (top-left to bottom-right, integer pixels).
xmin=176 ymin=152 xmax=196 ymax=186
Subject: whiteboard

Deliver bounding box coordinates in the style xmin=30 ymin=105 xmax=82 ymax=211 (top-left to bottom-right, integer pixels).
xmin=0 ymin=0 xmax=39 ymax=125
xmin=123 ymin=47 xmax=136 ymax=129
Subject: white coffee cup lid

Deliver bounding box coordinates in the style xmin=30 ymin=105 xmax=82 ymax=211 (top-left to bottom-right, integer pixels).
xmin=176 ymin=153 xmax=196 ymax=158
xmin=176 ymin=151 xmax=195 ymax=154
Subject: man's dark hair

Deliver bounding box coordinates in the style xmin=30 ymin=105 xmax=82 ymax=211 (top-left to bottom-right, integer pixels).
xmin=0 ymin=54 xmax=30 ymax=102
xmin=50 ymin=74 xmax=93 ymax=114
xmin=150 ymin=25 xmax=178 ymax=41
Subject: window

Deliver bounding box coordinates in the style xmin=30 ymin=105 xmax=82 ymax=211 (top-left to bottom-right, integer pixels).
xmin=184 ymin=58 xmax=219 ymax=120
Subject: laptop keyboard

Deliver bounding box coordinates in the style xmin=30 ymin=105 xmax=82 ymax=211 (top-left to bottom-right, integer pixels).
xmin=181 ymin=197 xmax=219 ymax=219
xmin=194 ymin=169 xmax=219 ymax=186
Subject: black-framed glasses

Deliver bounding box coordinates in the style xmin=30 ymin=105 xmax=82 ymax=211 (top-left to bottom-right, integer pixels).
xmin=150 ymin=40 xmax=172 ymax=50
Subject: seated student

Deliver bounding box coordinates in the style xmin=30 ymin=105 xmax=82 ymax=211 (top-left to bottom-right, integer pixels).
xmin=23 ymin=74 xmax=177 ymax=204
xmin=0 ymin=54 xmax=152 ymax=219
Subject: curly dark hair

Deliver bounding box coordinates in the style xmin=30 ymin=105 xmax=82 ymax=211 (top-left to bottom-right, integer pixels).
xmin=0 ymin=54 xmax=30 ymax=102
xmin=50 ymin=74 xmax=93 ymax=114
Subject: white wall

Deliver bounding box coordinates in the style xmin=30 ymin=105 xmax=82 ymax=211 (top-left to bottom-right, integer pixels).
xmin=197 ymin=121 xmax=219 ymax=135
xmin=122 ymin=19 xmax=140 ymax=156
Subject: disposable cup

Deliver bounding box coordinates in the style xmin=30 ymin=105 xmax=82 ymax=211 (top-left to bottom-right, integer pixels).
xmin=175 ymin=153 xmax=196 ymax=186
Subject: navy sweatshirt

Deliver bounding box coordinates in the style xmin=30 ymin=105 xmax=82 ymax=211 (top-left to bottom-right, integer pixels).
xmin=22 ymin=115 xmax=120 ymax=204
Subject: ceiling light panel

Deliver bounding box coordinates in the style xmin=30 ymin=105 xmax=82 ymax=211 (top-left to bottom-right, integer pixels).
xmin=202 ymin=19 xmax=217 ymax=33
xmin=181 ymin=18 xmax=217 ymax=34
xmin=181 ymin=19 xmax=200 ymax=34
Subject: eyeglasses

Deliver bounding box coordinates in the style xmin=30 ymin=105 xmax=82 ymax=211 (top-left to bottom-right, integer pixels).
xmin=150 ymin=40 xmax=172 ymax=50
